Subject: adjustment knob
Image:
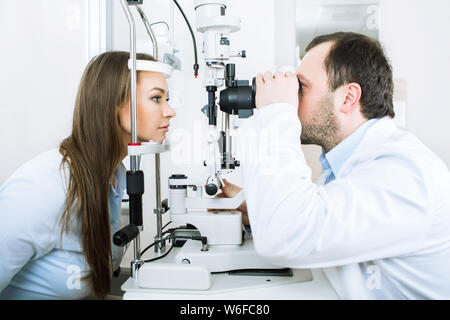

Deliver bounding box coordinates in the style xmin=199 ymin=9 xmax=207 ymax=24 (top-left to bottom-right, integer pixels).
xmin=161 ymin=198 xmax=169 ymax=212
xmin=205 ymin=183 xmax=218 ymax=196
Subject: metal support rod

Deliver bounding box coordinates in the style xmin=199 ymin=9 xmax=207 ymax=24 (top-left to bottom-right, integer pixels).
xmin=120 ymin=0 xmax=139 ymax=172
xmin=155 ymin=154 xmax=162 ymax=219
xmin=120 ymin=0 xmax=141 ymax=280
xmin=224 ymin=113 xmax=231 ymax=161
xmin=154 ymin=153 xmax=166 ymax=254
xmin=130 ymin=234 xmax=143 ymax=279
xmin=136 ymin=5 xmax=159 ymax=60
xmin=134 ymin=234 xmax=141 ymax=261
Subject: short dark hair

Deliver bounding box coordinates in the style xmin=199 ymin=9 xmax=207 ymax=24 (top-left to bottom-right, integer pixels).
xmin=306 ymin=32 xmax=395 ymax=119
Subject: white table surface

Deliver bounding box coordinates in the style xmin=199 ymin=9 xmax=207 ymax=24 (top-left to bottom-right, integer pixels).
xmin=122 ymin=246 xmax=339 ymax=300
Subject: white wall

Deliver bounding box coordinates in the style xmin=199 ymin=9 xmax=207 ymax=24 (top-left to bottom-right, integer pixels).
xmin=0 ymin=0 xmax=89 ymax=185
xmin=379 ymin=0 xmax=450 ymax=166
xmin=296 ymin=0 xmax=450 ymax=182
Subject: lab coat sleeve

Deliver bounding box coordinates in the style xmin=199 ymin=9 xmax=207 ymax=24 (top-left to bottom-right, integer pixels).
xmin=239 ymin=103 xmax=432 ymax=269
xmin=0 ymin=168 xmax=63 ymax=291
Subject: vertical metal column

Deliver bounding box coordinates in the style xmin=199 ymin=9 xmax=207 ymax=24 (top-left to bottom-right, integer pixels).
xmin=120 ymin=0 xmax=142 ymax=279
xmin=154 ymin=153 xmax=166 ymax=254
xmin=135 ymin=5 xmax=159 ymax=60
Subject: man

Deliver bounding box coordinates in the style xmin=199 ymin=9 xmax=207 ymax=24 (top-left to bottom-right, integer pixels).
xmin=222 ymin=32 xmax=450 ymax=299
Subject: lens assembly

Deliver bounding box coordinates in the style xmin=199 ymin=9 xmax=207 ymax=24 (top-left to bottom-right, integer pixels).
xmin=218 ymin=64 xmax=256 ymax=117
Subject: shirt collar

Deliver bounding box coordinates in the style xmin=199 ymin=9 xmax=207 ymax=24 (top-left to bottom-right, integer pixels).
xmin=320 ymin=119 xmax=379 ymax=177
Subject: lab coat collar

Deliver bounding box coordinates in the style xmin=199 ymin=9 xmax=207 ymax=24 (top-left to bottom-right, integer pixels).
xmin=322 ymin=118 xmax=379 ymax=178
xmin=338 ymin=116 xmax=401 ymax=178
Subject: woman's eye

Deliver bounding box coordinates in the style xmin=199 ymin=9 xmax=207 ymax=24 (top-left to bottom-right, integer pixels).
xmin=298 ymin=82 xmax=304 ymax=93
xmin=152 ymin=96 xmax=162 ymax=103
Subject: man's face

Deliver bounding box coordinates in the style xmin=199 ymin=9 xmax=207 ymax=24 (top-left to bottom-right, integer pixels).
xmin=296 ymin=42 xmax=339 ymax=149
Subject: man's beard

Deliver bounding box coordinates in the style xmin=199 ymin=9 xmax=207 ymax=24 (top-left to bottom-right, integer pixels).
xmin=300 ymin=92 xmax=340 ymax=152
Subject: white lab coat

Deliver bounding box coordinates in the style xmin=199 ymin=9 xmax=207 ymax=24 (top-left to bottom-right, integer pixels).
xmin=239 ymin=103 xmax=450 ymax=299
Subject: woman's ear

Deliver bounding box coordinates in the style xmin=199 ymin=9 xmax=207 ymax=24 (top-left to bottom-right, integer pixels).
xmin=340 ymin=82 xmax=362 ymax=114
xmin=117 ymin=101 xmax=131 ymax=133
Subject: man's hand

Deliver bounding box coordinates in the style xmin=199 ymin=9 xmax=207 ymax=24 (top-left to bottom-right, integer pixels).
xmin=208 ymin=179 xmax=249 ymax=226
xmin=255 ymin=71 xmax=299 ymax=110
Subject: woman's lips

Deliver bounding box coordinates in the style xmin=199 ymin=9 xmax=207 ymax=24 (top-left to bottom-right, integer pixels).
xmin=159 ymin=125 xmax=169 ymax=132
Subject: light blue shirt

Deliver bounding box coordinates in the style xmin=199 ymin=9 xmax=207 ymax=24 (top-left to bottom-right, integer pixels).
xmin=0 ymin=149 xmax=127 ymax=299
xmin=319 ymin=119 xmax=379 ymax=185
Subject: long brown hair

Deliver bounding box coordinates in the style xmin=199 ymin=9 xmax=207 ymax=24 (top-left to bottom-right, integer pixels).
xmin=59 ymin=51 xmax=155 ymax=298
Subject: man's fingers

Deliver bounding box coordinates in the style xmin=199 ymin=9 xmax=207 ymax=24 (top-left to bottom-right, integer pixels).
xmin=222 ymin=179 xmax=242 ymax=193
xmin=274 ymin=71 xmax=283 ymax=79
xmin=221 ymin=178 xmax=229 ymax=187
xmin=256 ymin=73 xmax=264 ymax=85
xmin=221 ymin=179 xmax=234 ymax=190
xmin=263 ymin=71 xmax=273 ymax=82
xmin=284 ymin=71 xmax=296 ymax=78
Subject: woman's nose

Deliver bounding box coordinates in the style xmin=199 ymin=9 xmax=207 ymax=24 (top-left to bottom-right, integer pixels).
xmin=163 ymin=102 xmax=176 ymax=118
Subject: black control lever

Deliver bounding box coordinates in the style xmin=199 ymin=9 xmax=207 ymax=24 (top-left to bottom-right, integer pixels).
xmin=113 ymin=224 xmax=139 ymax=247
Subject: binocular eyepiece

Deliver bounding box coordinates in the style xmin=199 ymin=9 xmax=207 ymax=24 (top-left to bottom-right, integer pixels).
xmin=219 ymin=64 xmax=256 ymax=117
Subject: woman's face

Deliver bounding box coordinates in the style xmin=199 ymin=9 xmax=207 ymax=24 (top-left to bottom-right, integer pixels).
xmin=118 ymin=71 xmax=176 ymax=144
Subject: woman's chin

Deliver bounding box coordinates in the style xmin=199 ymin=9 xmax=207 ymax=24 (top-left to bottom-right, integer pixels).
xmin=142 ymin=133 xmax=166 ymax=143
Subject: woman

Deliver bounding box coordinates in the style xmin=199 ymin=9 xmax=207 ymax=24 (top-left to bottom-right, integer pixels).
xmin=0 ymin=51 xmax=176 ymax=299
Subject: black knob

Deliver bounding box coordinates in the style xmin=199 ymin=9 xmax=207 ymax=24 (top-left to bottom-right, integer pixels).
xmin=234 ymin=160 xmax=240 ymax=167
xmin=113 ymin=267 xmax=121 ymax=278
xmin=205 ymin=183 xmax=218 ymax=196
xmin=241 ymin=50 xmax=246 ymax=58
xmin=225 ymin=63 xmax=236 ymax=87
xmin=162 ymin=198 xmax=169 ymax=212
xmin=251 ymin=77 xmax=257 ymax=108
xmin=113 ymin=224 xmax=139 ymax=247
xmin=226 ymin=63 xmax=235 ymax=78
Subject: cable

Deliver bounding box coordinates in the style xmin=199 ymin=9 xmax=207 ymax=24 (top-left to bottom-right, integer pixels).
xmin=173 ymin=235 xmax=207 ymax=247
xmin=139 ymin=222 xmax=174 ymax=257
xmin=140 ymin=231 xmax=208 ymax=263
xmin=136 ymin=5 xmax=158 ymax=59
xmin=140 ymin=234 xmax=172 ymax=257
xmin=162 ymin=225 xmax=187 ymax=236
xmin=172 ymin=0 xmax=199 ymax=78
xmin=162 ymin=221 xmax=172 ymax=231
xmin=143 ymin=244 xmax=174 ymax=263
xmin=140 ymin=224 xmax=187 ymax=257
xmin=150 ymin=21 xmax=170 ymax=31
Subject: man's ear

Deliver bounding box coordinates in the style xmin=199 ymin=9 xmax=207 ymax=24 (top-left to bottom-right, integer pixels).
xmin=340 ymin=82 xmax=362 ymax=114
